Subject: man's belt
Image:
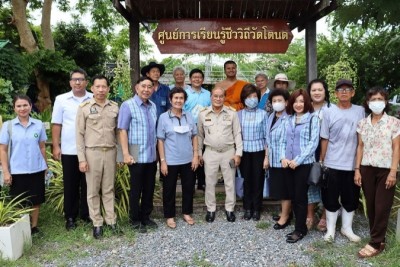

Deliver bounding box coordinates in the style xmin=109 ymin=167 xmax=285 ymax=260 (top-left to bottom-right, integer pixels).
xmin=88 ymin=147 xmax=116 ymax=151
xmin=206 ymin=145 xmax=234 ymax=153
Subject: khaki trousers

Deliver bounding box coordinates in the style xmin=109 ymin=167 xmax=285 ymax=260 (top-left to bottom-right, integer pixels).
xmin=203 ymin=147 xmax=236 ymax=212
xmin=85 ymin=147 xmax=117 ymax=227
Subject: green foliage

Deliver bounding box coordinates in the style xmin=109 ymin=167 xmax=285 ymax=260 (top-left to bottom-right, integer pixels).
xmin=114 ymin=164 xmax=130 ymax=220
xmin=0 ymin=190 xmax=34 ymax=226
xmin=0 ymin=48 xmax=29 ymax=90
xmin=109 ymin=57 xmax=133 ymax=102
xmin=0 ymin=78 xmax=15 ymax=119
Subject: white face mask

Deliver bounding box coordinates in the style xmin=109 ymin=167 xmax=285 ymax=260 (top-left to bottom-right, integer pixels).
xmin=272 ymin=102 xmax=286 ymax=112
xmin=368 ymin=101 xmax=385 ymax=115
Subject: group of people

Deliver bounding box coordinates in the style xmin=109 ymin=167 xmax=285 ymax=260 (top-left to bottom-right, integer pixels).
xmin=0 ymin=60 xmax=398 ymax=259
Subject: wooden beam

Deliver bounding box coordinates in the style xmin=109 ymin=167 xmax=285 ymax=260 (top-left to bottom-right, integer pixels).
xmin=113 ymin=0 xmax=151 ymax=32
xmin=290 ymin=0 xmax=337 ymax=31
xmin=305 ymin=20 xmax=317 ymax=83
xmin=129 ymin=21 xmax=140 ymax=87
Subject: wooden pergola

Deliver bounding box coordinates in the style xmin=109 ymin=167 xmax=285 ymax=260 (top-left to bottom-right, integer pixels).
xmin=112 ymin=0 xmax=338 ymax=84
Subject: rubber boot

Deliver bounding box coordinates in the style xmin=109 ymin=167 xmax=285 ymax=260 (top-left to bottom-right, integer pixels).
xmin=323 ymin=210 xmax=339 ymax=242
xmin=340 ymin=209 xmax=361 ymax=242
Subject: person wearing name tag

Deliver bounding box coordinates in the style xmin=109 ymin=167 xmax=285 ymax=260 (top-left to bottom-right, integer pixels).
xmin=157 ymin=87 xmax=198 ymax=228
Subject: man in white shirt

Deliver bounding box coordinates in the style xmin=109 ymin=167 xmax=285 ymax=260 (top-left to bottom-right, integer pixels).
xmin=51 ymin=68 xmax=93 ymax=230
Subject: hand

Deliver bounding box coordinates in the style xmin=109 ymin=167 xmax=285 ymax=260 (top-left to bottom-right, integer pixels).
xmin=288 ymin=160 xmax=298 ymax=170
xmin=385 ymin=171 xmax=397 ymax=189
xmin=281 ymin=159 xmax=290 ymax=168
xmin=263 ymin=157 xmax=269 ymax=169
xmin=191 ymin=156 xmax=199 ymax=171
xmin=3 ymin=172 xmax=12 ymax=186
xmin=52 ymin=145 xmax=61 ymax=161
xmin=161 ymin=161 xmax=168 ymax=176
xmin=79 ymin=161 xmax=89 ymax=173
xmin=123 ymin=154 xmax=135 ymax=165
xmin=233 ymin=155 xmax=241 ymax=167
xmin=354 ymin=170 xmax=362 ymax=187
xmin=198 ymin=155 xmax=204 ymax=166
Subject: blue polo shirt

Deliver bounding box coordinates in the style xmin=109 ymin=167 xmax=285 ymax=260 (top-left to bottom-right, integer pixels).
xmin=258 ymin=89 xmax=270 ymax=110
xmin=156 ymin=110 xmax=197 ymax=165
xmin=184 ymin=87 xmax=211 ymax=123
xmin=0 ymin=117 xmax=47 ymax=174
xmin=150 ymin=83 xmax=171 ymax=118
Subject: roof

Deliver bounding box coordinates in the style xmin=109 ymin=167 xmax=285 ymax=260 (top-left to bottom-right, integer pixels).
xmin=113 ymin=0 xmax=338 ymax=31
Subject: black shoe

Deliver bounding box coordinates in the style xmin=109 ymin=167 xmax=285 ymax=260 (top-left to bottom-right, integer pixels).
xmin=31 ymin=227 xmax=40 ymax=235
xmin=273 ymin=220 xmax=291 ymax=230
xmin=252 ymin=211 xmax=261 ymax=221
xmin=93 ymin=226 xmax=103 ymax=239
xmin=142 ymin=219 xmax=158 ymax=229
xmin=226 ymin=211 xmax=236 ymax=222
xmin=81 ymin=216 xmax=92 ymax=224
xmin=272 ymin=215 xmax=280 ymax=221
xmin=205 ymin=211 xmax=215 ymax=222
xmin=197 ymin=184 xmax=206 ymax=191
xmin=286 ymin=231 xmax=305 ymax=243
xmin=65 ymin=218 xmax=77 ymax=231
xmin=132 ymin=221 xmax=147 ymax=233
xmin=243 ymin=210 xmax=252 ymax=220
xmin=286 ymin=231 xmax=294 ymax=238
xmin=107 ymin=224 xmax=123 ymax=235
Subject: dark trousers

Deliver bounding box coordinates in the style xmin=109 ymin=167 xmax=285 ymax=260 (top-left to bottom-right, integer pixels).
xmin=163 ymin=163 xmax=195 ymax=218
xmin=361 ymin=166 xmax=395 ymax=247
xmin=61 ymin=154 xmax=89 ymax=220
xmin=195 ymin=147 xmax=206 ymax=187
xmin=321 ymin=168 xmax=360 ymax=212
xmin=128 ymin=162 xmax=157 ymax=222
xmin=239 ymin=151 xmax=265 ymax=211
xmin=284 ymin=164 xmax=311 ymax=235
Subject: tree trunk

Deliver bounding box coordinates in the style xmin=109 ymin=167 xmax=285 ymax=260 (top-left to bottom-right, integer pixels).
xmin=11 ymin=0 xmax=52 ymax=112
xmin=41 ymin=0 xmax=55 ymax=50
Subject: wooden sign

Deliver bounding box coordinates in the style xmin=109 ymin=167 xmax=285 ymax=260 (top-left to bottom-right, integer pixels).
xmin=153 ymin=19 xmax=293 ymax=54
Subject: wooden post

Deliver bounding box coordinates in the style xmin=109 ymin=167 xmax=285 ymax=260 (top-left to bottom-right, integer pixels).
xmin=129 ymin=21 xmax=140 ymax=87
xmin=305 ymin=20 xmax=317 ymax=83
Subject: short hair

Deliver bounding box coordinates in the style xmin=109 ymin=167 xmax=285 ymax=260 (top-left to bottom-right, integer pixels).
xmin=13 ymin=95 xmax=32 ymax=108
xmin=70 ymin=68 xmax=88 ymax=79
xmin=92 ymin=74 xmax=109 ymax=86
xmin=363 ymin=86 xmax=390 ymax=114
xmin=255 ymin=73 xmax=268 ymax=80
xmin=224 ymin=60 xmax=237 ymax=70
xmin=240 ymin=84 xmax=260 ymax=106
xmin=286 ymin=89 xmax=314 ymax=115
xmin=211 ymin=87 xmax=226 ymax=96
xmin=137 ymin=76 xmax=154 ymax=85
xmin=172 ymin=66 xmax=186 ymax=75
xmin=307 ymin=78 xmax=330 ymax=107
xmin=169 ymin=87 xmax=188 ymax=101
xmin=268 ymin=89 xmax=290 ymax=103
xmin=189 ymin=68 xmax=204 ymax=79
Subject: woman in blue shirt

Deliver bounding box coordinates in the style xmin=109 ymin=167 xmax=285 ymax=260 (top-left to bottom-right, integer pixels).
xmin=0 ymin=95 xmax=47 ymax=234
xmin=280 ymin=89 xmax=320 ymax=243
xmin=157 ymin=87 xmax=199 ymax=228
xmin=238 ymin=84 xmax=268 ymax=221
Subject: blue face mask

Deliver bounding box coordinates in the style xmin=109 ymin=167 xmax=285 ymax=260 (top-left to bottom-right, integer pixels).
xmin=245 ymin=97 xmax=259 ymax=109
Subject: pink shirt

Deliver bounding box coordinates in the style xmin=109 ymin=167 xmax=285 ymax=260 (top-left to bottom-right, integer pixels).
xmin=357 ymin=113 xmax=400 ymax=169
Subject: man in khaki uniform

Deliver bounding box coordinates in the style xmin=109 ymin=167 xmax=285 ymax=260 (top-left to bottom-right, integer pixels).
xmin=76 ymin=75 xmax=119 ymax=239
xmin=198 ymin=87 xmax=243 ymax=223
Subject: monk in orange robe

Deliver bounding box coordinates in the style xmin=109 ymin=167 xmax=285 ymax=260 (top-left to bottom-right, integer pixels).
xmin=214 ymin=60 xmax=248 ymax=111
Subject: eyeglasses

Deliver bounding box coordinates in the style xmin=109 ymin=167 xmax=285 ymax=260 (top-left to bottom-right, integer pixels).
xmin=336 ymin=87 xmax=353 ymax=93
xmin=70 ymin=78 xmax=86 ymax=83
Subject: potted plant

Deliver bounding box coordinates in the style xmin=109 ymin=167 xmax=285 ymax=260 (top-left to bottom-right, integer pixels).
xmin=0 ymin=192 xmax=34 ymax=261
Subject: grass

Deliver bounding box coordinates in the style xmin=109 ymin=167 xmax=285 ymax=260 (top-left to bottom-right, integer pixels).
xmin=176 ymin=251 xmax=214 ymax=267
xmin=255 ymin=221 xmax=271 ymax=230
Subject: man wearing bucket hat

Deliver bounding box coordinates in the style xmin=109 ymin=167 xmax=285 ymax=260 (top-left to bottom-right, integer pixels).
xmin=267 ymin=73 xmax=296 ymax=91
xmin=141 ymin=62 xmax=171 ymax=119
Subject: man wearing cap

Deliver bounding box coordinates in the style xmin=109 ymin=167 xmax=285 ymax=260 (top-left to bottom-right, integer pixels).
xmin=320 ymin=79 xmax=365 ymax=243
xmin=267 ymin=73 xmax=296 ymax=91
xmin=141 ymin=62 xmax=171 ymax=118
xmin=215 ymin=60 xmax=248 ymax=111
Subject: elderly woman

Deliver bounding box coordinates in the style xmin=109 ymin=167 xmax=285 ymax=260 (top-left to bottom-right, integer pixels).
xmin=157 ymin=87 xmax=198 ymax=228
xmin=238 ymin=84 xmax=268 ymax=221
xmin=266 ymin=89 xmax=291 ymax=228
xmin=280 ymin=89 xmax=320 ymax=243
xmin=354 ymin=86 xmax=400 ymax=258
xmin=0 ymin=95 xmax=47 ymax=234
xmin=305 ymin=79 xmax=331 ymax=231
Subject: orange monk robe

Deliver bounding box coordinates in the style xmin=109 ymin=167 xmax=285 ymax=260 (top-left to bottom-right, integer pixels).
xmin=224 ymin=80 xmax=249 ymax=111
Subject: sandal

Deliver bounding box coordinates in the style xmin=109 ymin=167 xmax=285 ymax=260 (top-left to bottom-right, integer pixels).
xmin=183 ymin=215 xmax=195 ymax=225
xmin=166 ymin=218 xmax=176 ymax=229
xmin=316 ymin=218 xmax=327 ymax=232
xmin=306 ymin=218 xmax=314 ymax=230
xmin=357 ymin=244 xmax=382 ymax=258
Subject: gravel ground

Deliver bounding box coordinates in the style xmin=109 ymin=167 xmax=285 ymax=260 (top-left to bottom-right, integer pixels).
xmin=68 ymin=211 xmax=371 ymax=267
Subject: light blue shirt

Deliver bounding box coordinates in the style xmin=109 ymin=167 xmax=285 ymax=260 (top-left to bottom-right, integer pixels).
xmin=0 ymin=118 xmax=47 ymax=174
xmin=266 ymin=111 xmax=288 ymax=167
xmin=157 ymin=110 xmax=197 ymax=165
xmin=238 ymin=108 xmax=268 ymax=152
xmin=184 ymin=87 xmax=211 ymax=123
